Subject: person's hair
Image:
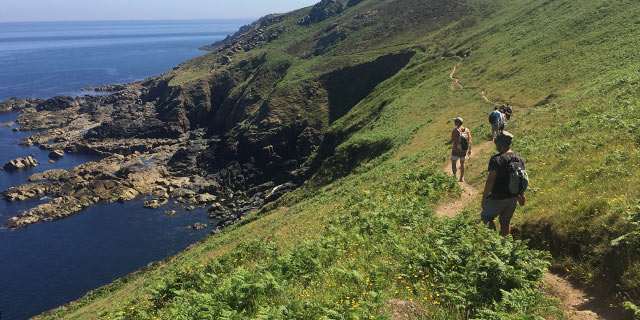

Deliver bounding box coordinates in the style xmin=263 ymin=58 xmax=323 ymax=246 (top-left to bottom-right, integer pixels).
xmin=454 ymin=119 xmax=462 ymax=125
xmin=494 ymin=137 xmax=511 ymax=148
xmin=494 ymin=106 xmax=498 ymax=110
xmin=495 ymin=142 xmax=510 ymax=152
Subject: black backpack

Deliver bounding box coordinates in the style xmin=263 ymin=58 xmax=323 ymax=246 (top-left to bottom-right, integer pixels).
xmin=458 ymin=128 xmax=470 ymax=151
xmin=506 ymin=159 xmax=529 ymax=196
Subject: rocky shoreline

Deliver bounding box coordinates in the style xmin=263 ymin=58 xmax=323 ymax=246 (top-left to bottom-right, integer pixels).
xmin=0 ymin=79 xmax=311 ymax=230
xmin=0 ymin=1 xmax=392 ymax=231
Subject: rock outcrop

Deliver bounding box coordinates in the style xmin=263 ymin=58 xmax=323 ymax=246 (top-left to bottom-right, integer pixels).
xmin=199 ymin=14 xmax=285 ymax=52
xmin=3 ymin=156 xmax=39 ymax=170
xmin=299 ymin=0 xmax=345 ymax=25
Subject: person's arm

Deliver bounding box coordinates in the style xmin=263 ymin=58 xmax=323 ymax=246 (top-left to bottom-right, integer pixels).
xmin=445 ymin=129 xmax=456 ymax=146
xmin=481 ymin=170 xmax=497 ymax=209
xmin=452 ymin=130 xmax=462 ymax=152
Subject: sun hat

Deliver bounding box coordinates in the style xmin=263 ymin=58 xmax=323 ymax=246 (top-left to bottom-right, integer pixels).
xmin=453 ymin=117 xmax=464 ymax=124
xmin=495 ymin=131 xmax=514 ymax=146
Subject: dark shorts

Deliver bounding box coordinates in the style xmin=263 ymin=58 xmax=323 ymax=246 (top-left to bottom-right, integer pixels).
xmin=481 ymin=197 xmax=518 ymax=225
xmin=451 ymin=151 xmax=467 ymax=161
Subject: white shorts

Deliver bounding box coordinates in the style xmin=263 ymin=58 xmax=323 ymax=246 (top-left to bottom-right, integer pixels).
xmin=450 ymin=154 xmax=466 ymax=162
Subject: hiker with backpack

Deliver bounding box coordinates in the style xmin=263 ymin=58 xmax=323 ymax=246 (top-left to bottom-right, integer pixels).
xmin=504 ymin=103 xmax=513 ymax=120
xmin=444 ymin=117 xmax=471 ymax=182
xmin=488 ymin=107 xmax=503 ymax=141
xmin=480 ymin=131 xmax=528 ymax=236
xmin=498 ymin=106 xmax=507 ymax=131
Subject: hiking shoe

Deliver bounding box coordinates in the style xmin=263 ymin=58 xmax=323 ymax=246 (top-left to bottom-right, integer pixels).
xmin=459 ymin=177 xmax=465 ymax=182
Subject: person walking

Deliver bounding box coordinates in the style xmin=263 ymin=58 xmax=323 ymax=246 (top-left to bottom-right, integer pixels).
xmin=498 ymin=106 xmax=507 ymax=131
xmin=489 ymin=107 xmax=502 ymax=141
xmin=504 ymin=103 xmax=513 ymax=121
xmin=480 ymin=131 xmax=526 ymax=236
xmin=445 ymin=117 xmax=471 ymax=182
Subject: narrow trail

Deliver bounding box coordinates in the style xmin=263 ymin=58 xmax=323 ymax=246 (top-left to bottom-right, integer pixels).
xmin=449 ymin=63 xmax=464 ymax=89
xmin=437 ymin=62 xmax=611 ymax=320
xmin=435 ymin=140 xmax=491 ymax=218
xmin=448 ymin=62 xmax=499 ymax=105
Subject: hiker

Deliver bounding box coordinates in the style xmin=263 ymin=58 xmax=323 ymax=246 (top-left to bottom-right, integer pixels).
xmin=504 ymin=103 xmax=513 ymax=120
xmin=480 ymin=131 xmax=527 ymax=236
xmin=489 ymin=107 xmax=502 ymax=140
xmin=498 ymin=106 xmax=507 ymax=131
xmin=444 ymin=117 xmax=471 ymax=182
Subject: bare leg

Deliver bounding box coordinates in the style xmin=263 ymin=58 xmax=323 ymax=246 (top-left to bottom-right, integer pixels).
xmin=451 ymin=160 xmax=457 ymax=178
xmin=499 ymin=223 xmax=511 ymax=236
xmin=459 ymin=160 xmax=465 ymax=181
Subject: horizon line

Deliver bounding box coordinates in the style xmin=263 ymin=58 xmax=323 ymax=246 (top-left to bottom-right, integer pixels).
xmin=0 ymin=17 xmax=260 ymax=24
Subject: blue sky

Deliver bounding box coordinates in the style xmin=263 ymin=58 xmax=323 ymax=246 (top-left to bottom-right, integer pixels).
xmin=0 ymin=0 xmax=319 ymax=22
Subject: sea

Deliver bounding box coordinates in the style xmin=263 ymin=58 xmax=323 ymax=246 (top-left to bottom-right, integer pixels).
xmin=0 ymin=20 xmax=250 ymax=320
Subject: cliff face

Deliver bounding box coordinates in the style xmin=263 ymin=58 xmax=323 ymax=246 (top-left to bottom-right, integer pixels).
xmin=141 ymin=0 xmax=475 ymax=182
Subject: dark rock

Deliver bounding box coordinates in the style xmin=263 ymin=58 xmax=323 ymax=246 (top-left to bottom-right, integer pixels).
xmin=191 ymin=223 xmax=207 ymax=230
xmin=0 ymin=98 xmax=43 ymax=112
xmin=48 ymin=150 xmax=65 ymax=159
xmin=169 ymin=188 xmax=196 ymax=198
xmin=299 ymin=0 xmax=345 ymax=25
xmin=117 ymin=162 xmax=153 ymax=177
xmin=36 ymin=96 xmax=79 ymax=111
xmin=86 ymin=118 xmax=183 ymax=139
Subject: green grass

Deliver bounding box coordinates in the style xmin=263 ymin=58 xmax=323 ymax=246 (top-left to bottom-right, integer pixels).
xmin=37 ymin=0 xmax=640 ymax=318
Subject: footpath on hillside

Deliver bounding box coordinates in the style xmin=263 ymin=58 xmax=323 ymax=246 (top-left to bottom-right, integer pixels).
xmin=436 ymin=61 xmax=613 ymax=320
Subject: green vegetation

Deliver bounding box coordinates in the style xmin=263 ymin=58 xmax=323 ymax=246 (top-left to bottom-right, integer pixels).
xmin=100 ymin=165 xmax=557 ymax=319
xmin=38 ymin=0 xmax=640 ymax=318
xmin=40 ymin=154 xmax=560 ymax=320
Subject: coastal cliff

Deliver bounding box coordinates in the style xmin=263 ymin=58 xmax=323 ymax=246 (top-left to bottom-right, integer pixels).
xmin=0 ymin=0 xmax=440 ymax=230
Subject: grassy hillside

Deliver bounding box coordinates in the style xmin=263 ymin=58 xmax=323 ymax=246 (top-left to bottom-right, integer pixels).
xmin=38 ymin=0 xmax=640 ymax=318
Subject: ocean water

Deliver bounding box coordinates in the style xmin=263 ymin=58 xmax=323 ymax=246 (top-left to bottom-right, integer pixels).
xmin=0 ymin=20 xmax=248 ymax=320
xmin=0 ymin=20 xmax=250 ymax=100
